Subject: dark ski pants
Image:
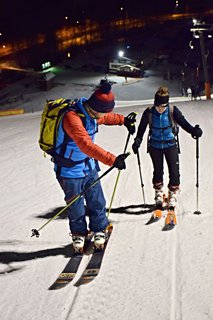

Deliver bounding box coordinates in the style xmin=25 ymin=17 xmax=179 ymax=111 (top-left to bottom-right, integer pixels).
xmin=149 ymin=145 xmax=180 ymax=190
xmin=57 ymin=169 xmax=108 ymax=235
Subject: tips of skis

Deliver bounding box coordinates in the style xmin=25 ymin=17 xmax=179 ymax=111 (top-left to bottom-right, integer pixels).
xmin=162 ymin=207 xmax=177 ymax=231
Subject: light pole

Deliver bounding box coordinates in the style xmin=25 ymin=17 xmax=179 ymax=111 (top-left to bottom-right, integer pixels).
xmin=190 ymin=20 xmax=212 ymax=100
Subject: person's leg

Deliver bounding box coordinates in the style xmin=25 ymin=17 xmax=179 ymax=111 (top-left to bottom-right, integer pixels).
xmin=149 ymin=146 xmax=164 ymax=186
xmin=57 ymin=177 xmax=87 ymax=235
xmin=84 ymin=170 xmax=108 ymax=233
xmin=165 ymin=145 xmax=180 ymax=189
xmin=149 ymin=146 xmax=164 ymax=204
xmin=165 ymin=146 xmax=180 ymax=207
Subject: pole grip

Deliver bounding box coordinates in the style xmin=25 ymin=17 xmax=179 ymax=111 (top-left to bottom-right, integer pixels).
xmin=123 ymin=112 xmax=138 ymax=153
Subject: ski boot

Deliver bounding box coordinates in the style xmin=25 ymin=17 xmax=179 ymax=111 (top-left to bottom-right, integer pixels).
xmin=94 ymin=223 xmax=113 ymax=250
xmin=94 ymin=231 xmax=106 ymax=250
xmin=72 ymin=235 xmax=85 ymax=254
xmin=146 ymin=189 xmax=164 ymax=224
xmin=153 ymin=189 xmax=165 ymax=219
xmin=168 ymin=189 xmax=177 ymax=208
xmin=155 ymin=189 xmax=164 ymax=207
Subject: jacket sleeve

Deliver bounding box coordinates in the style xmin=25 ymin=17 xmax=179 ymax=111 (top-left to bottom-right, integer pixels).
xmin=97 ymin=113 xmax=125 ymax=125
xmin=63 ymin=111 xmax=116 ymax=166
xmin=173 ymin=106 xmax=194 ymax=134
xmin=135 ymin=108 xmax=149 ymax=140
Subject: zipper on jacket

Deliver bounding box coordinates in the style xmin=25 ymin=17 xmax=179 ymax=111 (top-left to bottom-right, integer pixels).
xmin=160 ymin=114 xmax=164 ymax=149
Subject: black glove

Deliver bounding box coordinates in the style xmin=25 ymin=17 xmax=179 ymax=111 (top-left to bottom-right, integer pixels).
xmin=132 ymin=137 xmax=142 ymax=154
xmin=124 ymin=113 xmax=136 ymax=135
xmin=191 ymin=125 xmax=203 ymax=139
xmin=113 ymin=153 xmax=127 ymax=170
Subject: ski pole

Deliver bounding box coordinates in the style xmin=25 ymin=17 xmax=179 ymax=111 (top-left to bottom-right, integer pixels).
xmin=107 ymin=112 xmax=137 ymax=216
xmin=136 ymin=150 xmax=146 ymax=205
xmin=31 ymin=160 xmax=128 ymax=238
xmin=194 ymin=128 xmax=201 ymax=215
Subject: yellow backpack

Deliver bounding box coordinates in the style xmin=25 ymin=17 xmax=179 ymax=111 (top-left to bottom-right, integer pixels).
xmin=39 ymin=98 xmax=77 ymax=156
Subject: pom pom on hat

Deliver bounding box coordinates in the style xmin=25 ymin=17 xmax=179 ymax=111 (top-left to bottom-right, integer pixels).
xmin=99 ymin=81 xmax=111 ymax=93
xmin=87 ymin=81 xmax=115 ymax=113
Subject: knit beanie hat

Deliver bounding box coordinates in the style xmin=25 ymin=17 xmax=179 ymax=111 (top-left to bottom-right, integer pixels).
xmin=154 ymin=86 xmax=169 ymax=106
xmin=87 ymin=81 xmax=115 ymax=113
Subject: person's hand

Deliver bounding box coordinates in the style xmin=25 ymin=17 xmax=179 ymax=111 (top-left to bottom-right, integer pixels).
xmin=113 ymin=153 xmax=127 ymax=170
xmin=132 ymin=137 xmax=142 ymax=154
xmin=124 ymin=112 xmax=137 ymax=135
xmin=191 ymin=125 xmax=203 ymax=139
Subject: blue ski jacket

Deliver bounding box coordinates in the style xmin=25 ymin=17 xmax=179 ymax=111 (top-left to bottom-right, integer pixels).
xmin=54 ymin=98 xmax=98 ymax=178
xmin=53 ymin=98 xmax=124 ymax=178
xmin=135 ymin=105 xmax=195 ymax=150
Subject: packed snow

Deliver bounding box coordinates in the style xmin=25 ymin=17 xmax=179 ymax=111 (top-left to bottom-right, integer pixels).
xmin=0 ymin=92 xmax=213 ymax=320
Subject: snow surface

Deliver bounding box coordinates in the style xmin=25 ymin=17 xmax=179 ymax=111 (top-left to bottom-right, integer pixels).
xmin=0 ymin=86 xmax=213 ymax=320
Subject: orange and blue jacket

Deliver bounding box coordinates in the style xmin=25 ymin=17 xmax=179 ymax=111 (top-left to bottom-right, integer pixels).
xmin=54 ymin=98 xmax=125 ymax=178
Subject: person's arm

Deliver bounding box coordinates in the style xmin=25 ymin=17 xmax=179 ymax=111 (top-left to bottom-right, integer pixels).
xmin=173 ymin=106 xmax=195 ymax=134
xmin=98 ymin=111 xmax=137 ymax=135
xmin=63 ymin=111 xmax=116 ymax=166
xmin=135 ymin=108 xmax=149 ymax=140
xmin=97 ymin=112 xmax=124 ymax=125
xmin=132 ymin=108 xmax=149 ymax=153
xmin=173 ymin=106 xmax=203 ymax=138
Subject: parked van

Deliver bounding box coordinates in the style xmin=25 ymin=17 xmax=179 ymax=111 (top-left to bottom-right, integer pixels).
xmin=108 ymin=59 xmax=142 ymax=78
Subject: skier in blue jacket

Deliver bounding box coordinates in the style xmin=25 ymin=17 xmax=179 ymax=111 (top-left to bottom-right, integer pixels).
xmin=54 ymin=80 xmax=135 ymax=252
xmin=132 ymin=86 xmax=202 ymax=223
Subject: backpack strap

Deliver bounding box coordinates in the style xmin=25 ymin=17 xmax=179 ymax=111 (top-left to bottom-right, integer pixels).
xmin=54 ymin=105 xmax=89 ymax=174
xmin=168 ymin=105 xmax=180 ymax=153
xmin=53 ymin=100 xmax=78 ymax=154
xmin=52 ymin=153 xmax=87 ymax=168
xmin=56 ymin=108 xmax=86 ymax=155
xmin=168 ymin=105 xmax=175 ymax=128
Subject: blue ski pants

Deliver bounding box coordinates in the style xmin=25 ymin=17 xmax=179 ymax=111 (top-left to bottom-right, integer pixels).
xmin=57 ymin=169 xmax=108 ymax=235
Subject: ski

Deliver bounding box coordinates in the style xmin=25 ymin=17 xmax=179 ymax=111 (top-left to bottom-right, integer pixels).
xmin=48 ymin=236 xmax=93 ymax=290
xmin=74 ymin=225 xmax=113 ymax=287
xmin=162 ymin=207 xmax=177 ymax=231
xmin=146 ymin=205 xmax=163 ymax=225
xmin=146 ymin=193 xmax=167 ymax=225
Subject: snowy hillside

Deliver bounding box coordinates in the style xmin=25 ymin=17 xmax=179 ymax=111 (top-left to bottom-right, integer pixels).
xmin=0 ymin=100 xmax=213 ymax=320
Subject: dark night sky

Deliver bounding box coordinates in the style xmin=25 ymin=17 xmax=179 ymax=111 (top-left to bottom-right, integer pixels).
xmin=0 ymin=0 xmax=212 ymax=39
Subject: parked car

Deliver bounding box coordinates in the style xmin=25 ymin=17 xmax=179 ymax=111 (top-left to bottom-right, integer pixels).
xmin=117 ymin=64 xmax=142 ymax=78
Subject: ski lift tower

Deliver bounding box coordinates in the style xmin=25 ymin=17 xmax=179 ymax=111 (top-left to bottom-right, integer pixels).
xmin=190 ymin=19 xmax=212 ymax=99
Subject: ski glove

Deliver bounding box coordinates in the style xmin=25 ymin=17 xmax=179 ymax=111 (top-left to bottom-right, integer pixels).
xmin=191 ymin=125 xmax=203 ymax=139
xmin=113 ymin=153 xmax=127 ymax=170
xmin=132 ymin=137 xmax=142 ymax=154
xmin=124 ymin=113 xmax=136 ymax=135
